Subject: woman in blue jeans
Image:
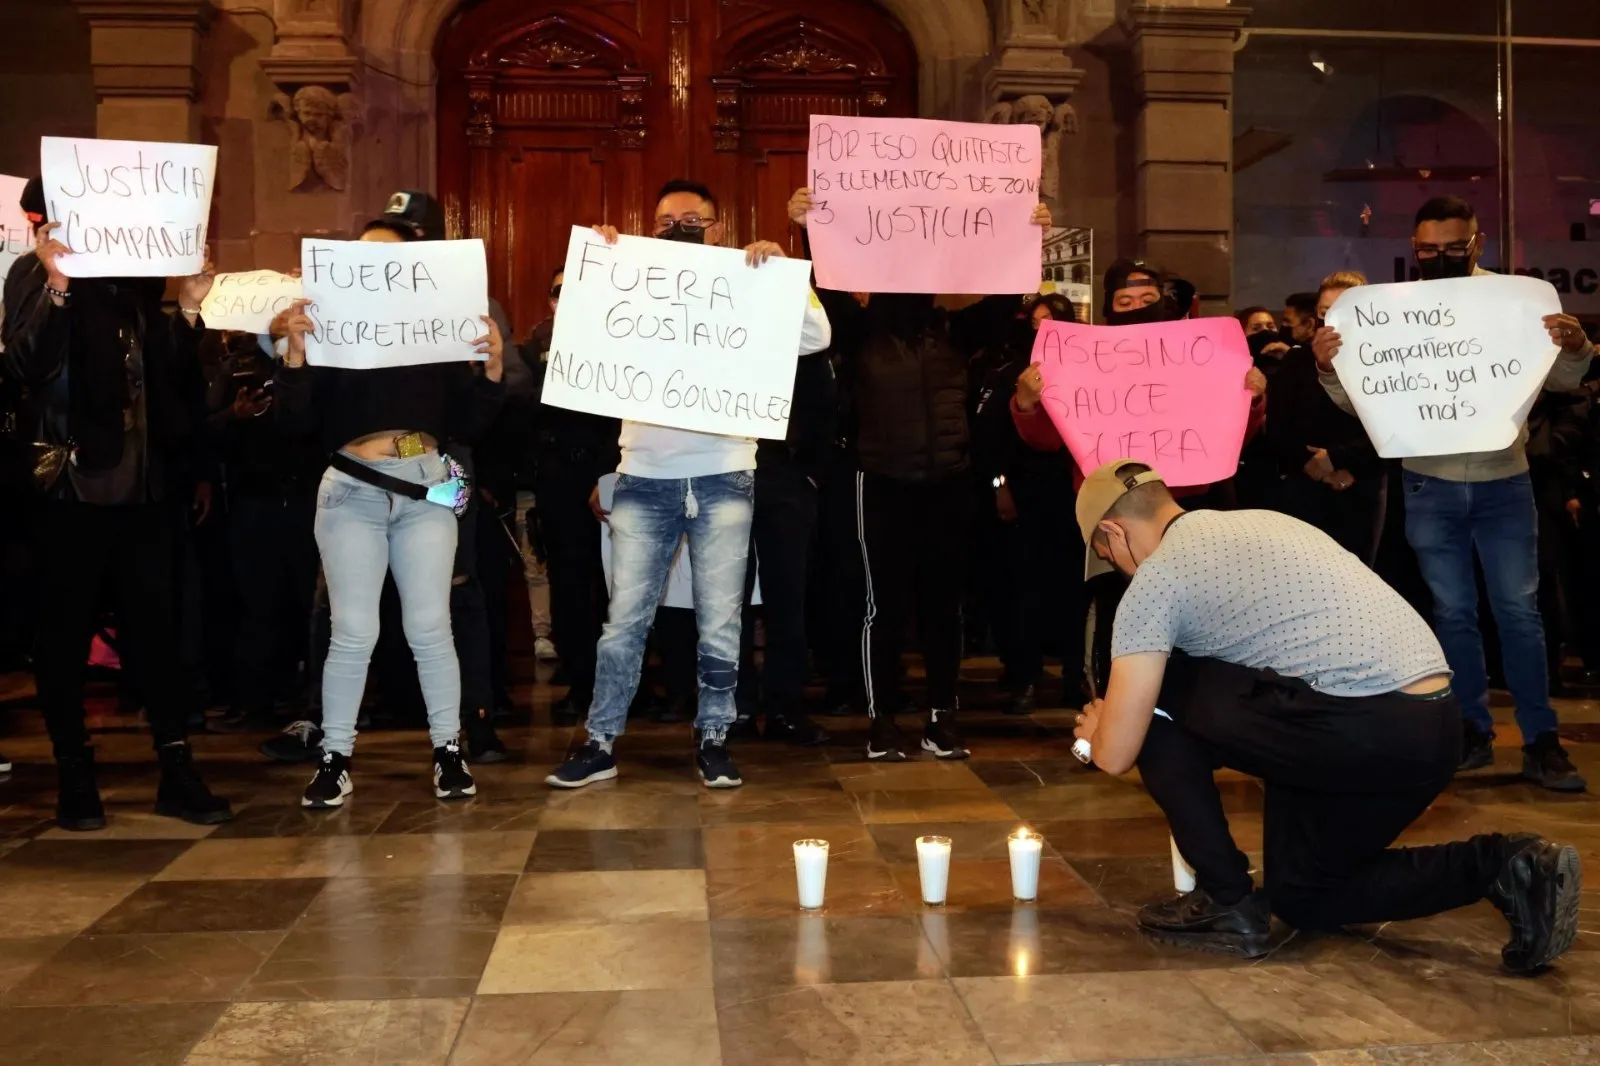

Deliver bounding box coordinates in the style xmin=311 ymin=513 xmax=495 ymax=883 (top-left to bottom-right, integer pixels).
xmin=274 ymin=195 xmax=506 ymax=808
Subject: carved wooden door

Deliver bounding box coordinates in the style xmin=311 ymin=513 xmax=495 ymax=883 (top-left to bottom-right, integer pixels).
xmin=436 ymin=0 xmax=918 ymax=337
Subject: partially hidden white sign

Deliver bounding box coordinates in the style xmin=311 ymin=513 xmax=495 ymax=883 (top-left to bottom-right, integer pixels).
xmin=300 ymin=238 xmax=489 ymax=370
xmin=542 ymin=226 xmax=813 ymax=439
xmin=1326 ymin=274 xmax=1563 ymax=458
xmin=200 ymin=270 xmax=302 ymax=334
xmin=0 ymin=174 xmax=35 ymax=282
xmin=40 ymin=137 xmax=217 ymax=278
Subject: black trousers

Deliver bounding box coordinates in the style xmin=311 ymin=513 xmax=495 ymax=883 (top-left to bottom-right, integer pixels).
xmin=477 ymin=489 xmax=517 ymax=708
xmin=229 ymin=491 xmax=318 ymax=714
xmin=738 ymin=460 xmax=818 ymax=715
xmin=452 ymin=487 xmax=493 ymax=721
xmin=535 ymin=457 xmax=607 ymax=703
xmin=814 ymin=449 xmax=866 ymax=705
xmin=1137 ymin=655 xmax=1505 ymax=929
xmin=856 ymin=471 xmax=971 ymax=717
xmin=31 ymin=501 xmax=188 ymax=756
xmin=995 ymin=477 xmax=1084 ymax=697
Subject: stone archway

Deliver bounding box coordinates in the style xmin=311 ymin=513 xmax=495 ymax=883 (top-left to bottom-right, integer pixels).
xmin=355 ymin=0 xmax=993 ymax=202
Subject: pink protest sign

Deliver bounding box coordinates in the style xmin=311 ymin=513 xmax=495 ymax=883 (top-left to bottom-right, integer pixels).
xmin=1032 ymin=317 xmax=1254 ymax=488
xmin=805 ymin=115 xmax=1042 ymax=295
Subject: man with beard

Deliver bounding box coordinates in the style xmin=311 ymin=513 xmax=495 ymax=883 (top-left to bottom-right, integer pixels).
xmin=1315 ymin=196 xmax=1592 ymax=792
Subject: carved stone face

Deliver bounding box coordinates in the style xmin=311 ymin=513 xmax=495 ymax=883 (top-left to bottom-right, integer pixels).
xmin=293 ymin=89 xmax=336 ymax=138
xmin=1013 ymin=96 xmax=1052 ymax=133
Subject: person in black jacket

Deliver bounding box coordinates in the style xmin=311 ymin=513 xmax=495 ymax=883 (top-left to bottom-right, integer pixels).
xmin=786 ymin=187 xmax=1052 ymax=762
xmin=1 ymin=176 xmax=233 ymax=831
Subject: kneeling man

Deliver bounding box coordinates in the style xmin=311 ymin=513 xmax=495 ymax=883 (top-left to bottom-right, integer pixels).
xmin=1073 ymin=459 xmax=1581 ymax=971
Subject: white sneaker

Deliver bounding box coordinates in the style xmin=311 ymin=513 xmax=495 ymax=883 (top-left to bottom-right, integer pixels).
xmin=534 ymin=637 xmax=558 ymax=661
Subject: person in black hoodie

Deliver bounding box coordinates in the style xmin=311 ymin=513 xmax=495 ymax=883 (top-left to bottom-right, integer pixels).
xmin=1 ymin=176 xmax=232 ymax=830
xmin=786 ymin=187 xmax=1052 ymax=761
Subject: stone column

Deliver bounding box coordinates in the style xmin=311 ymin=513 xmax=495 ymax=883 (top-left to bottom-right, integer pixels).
xmin=1119 ymin=0 xmax=1250 ymax=314
xmin=71 ymin=0 xmax=214 ymax=142
xmin=980 ymin=0 xmax=1084 ymax=215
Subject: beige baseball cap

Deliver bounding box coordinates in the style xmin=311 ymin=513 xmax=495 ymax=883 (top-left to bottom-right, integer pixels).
xmin=1076 ymin=459 xmax=1168 ymax=579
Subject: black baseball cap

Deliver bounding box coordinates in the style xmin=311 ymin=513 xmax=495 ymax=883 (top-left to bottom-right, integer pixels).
xmin=362 ymin=190 xmax=446 ymax=241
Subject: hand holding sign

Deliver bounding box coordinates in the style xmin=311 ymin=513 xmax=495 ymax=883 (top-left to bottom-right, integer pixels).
xmin=1324 ymin=274 xmax=1562 ymax=458
xmin=1031 ymin=317 xmax=1254 ymax=488
xmin=201 ymin=270 xmax=304 ymax=334
xmin=804 ymin=115 xmax=1043 ymax=294
xmin=40 ymin=137 xmax=217 ymax=278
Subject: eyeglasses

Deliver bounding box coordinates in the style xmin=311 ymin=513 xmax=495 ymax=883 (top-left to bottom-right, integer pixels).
xmin=654 ymin=215 xmax=715 ymax=233
xmin=1415 ymin=240 xmax=1476 ymax=258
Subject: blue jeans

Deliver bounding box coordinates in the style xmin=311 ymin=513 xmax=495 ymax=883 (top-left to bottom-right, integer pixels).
xmin=314 ymin=453 xmax=461 ymax=757
xmin=587 ymin=471 xmax=755 ymax=743
xmin=1403 ymin=471 xmax=1556 ymax=742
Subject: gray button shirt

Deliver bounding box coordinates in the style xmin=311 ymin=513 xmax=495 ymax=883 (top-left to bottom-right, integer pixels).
xmin=1110 ymin=510 xmax=1449 ymax=697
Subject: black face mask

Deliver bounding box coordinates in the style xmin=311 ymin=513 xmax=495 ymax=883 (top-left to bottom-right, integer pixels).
xmin=1247 ymin=329 xmax=1286 ymax=359
xmin=1416 ymin=253 xmax=1473 ymax=281
xmin=1104 ymin=303 xmax=1169 ymax=327
xmin=659 ymin=221 xmax=708 ymax=244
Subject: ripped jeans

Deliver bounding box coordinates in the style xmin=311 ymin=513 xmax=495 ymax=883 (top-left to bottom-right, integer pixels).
xmin=585 ymin=471 xmax=754 ymax=744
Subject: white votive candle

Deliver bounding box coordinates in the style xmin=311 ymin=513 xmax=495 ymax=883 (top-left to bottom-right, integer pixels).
xmin=916 ymin=835 xmax=953 ymax=905
xmin=1008 ymin=828 xmax=1044 ymax=901
xmin=793 ymin=839 xmax=830 ymax=910
xmin=1171 ymin=833 xmax=1196 ymax=893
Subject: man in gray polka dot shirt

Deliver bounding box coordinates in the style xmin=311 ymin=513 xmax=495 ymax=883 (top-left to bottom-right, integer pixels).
xmin=1071 ymin=459 xmax=1581 ymax=973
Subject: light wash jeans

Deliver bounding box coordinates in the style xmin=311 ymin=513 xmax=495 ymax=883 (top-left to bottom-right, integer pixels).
xmin=314 ymin=452 xmax=461 ymax=757
xmin=586 ymin=471 xmax=755 ymax=743
xmin=1403 ymin=470 xmax=1556 ymax=742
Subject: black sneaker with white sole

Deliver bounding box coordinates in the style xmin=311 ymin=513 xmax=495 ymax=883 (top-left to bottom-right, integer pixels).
xmin=545 ymin=740 xmax=619 ymax=789
xmin=922 ymin=714 xmax=970 ymax=761
xmin=697 ymin=739 xmax=743 ymax=789
xmin=302 ymin=751 xmax=353 ymax=809
xmin=1488 ymin=832 xmax=1583 ymax=972
xmin=867 ymin=715 xmax=909 ymax=762
xmin=433 ymin=743 xmax=478 ymax=800
xmin=0 ymin=751 xmax=11 ymax=774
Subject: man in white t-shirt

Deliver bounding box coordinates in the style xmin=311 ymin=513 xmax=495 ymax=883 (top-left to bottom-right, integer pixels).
xmin=547 ymin=180 xmax=831 ymax=791
xmin=1072 ymin=458 xmax=1581 ymax=973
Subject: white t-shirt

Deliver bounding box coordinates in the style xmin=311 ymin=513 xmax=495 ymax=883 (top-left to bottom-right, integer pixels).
xmin=616 ymin=292 xmax=832 ymax=478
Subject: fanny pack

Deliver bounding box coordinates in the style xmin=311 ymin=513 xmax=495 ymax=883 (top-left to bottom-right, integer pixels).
xmin=328 ymin=451 xmax=471 ymax=517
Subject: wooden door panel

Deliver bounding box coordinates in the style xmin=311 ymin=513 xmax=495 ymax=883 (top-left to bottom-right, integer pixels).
xmin=437 ymin=0 xmax=916 ymax=334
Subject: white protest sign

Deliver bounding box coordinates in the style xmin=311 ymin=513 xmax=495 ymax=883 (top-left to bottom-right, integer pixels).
xmin=300 ymin=238 xmax=489 ymax=370
xmin=200 ymin=270 xmax=302 ymax=334
xmin=40 ymin=137 xmax=216 ymax=278
xmin=542 ymin=226 xmax=813 ymax=439
xmin=0 ymin=174 xmax=35 ymax=282
xmin=1326 ymin=274 xmax=1562 ymax=458
xmin=597 ymin=474 xmax=761 ymax=608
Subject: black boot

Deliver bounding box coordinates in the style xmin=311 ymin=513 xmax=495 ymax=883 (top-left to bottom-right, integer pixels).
xmin=466 ymin=708 xmax=509 ymax=764
xmin=1137 ymin=888 xmax=1273 ymax=958
xmin=56 ymin=749 xmax=107 ymax=832
xmin=155 ymin=742 xmax=234 ymax=825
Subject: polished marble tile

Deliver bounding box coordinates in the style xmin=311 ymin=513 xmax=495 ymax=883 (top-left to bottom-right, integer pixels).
xmin=538 ymin=788 xmax=703 ymax=830
xmin=1043 ymin=813 xmax=1263 ymax=860
xmin=373 ymin=799 xmax=546 ymax=835
xmin=152 ymin=836 xmax=363 ymax=881
xmin=699 ymin=786 xmax=863 ymax=827
xmin=1303 ymin=1035 xmax=1600 ymax=1065
xmin=35 ymin=810 xmax=222 ymax=841
xmin=206 ymin=800 xmax=397 ymax=839
xmin=714 ymin=980 xmax=995 ymax=1066
xmin=831 ymin=762 xmax=989 ymax=793
xmin=526 ymin=828 xmax=704 ymax=872
xmin=706 ymin=859 xmax=907 ymax=919
xmin=922 ymin=904 xmax=1231 ymax=978
xmin=241 ymin=924 xmax=498 ymax=1001
xmin=0 ymin=935 xmax=69 ymax=994
xmin=0 ymin=876 xmax=149 ymax=937
xmin=0 ymin=1002 xmax=228 ymax=1066
xmin=887 ymin=859 xmax=1098 ymax=913
xmin=849 ymin=790 xmax=1019 ymax=824
xmin=965 ymin=758 xmax=1102 ymax=789
xmin=504 ymin=870 xmax=708 ymax=925
xmin=999 ymin=782 xmax=1165 ymax=823
xmin=295 ymin=874 xmax=517 ymax=930
xmin=709 ymin=916 xmax=943 ymax=987
xmin=1186 ymin=963 xmax=1440 ymax=1052
xmin=5 ymin=931 xmax=282 ymax=1005
xmin=703 ymin=823 xmax=885 ymax=872
xmin=956 ymin=972 xmax=1257 ymax=1064
xmin=478 ymin=920 xmax=714 ymax=994
xmin=449 ymin=989 xmax=722 ymax=1065
xmin=0 ymin=838 xmax=194 ymax=882
xmin=184 ymin=997 xmax=470 ymax=1065
xmin=155 ymin=832 xmax=535 ymax=881
xmin=89 ymin=878 xmax=325 ymax=935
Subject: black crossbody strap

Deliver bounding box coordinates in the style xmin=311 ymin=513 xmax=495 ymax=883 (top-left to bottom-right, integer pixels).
xmin=327 ymin=452 xmax=429 ymax=501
